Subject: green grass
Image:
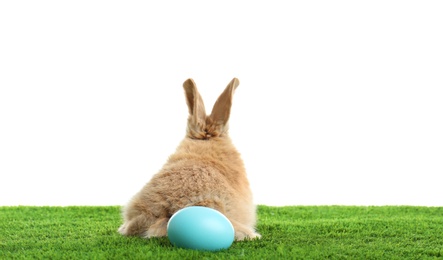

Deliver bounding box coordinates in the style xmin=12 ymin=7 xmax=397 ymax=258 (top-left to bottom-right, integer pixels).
xmin=1 ymin=206 xmax=443 ymax=259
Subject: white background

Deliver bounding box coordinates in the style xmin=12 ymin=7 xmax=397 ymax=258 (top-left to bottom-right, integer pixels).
xmin=1 ymin=1 xmax=442 ymax=206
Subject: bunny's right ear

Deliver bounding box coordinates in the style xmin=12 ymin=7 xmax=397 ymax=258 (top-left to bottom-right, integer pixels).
xmin=209 ymin=78 xmax=239 ymax=126
xmin=183 ymin=78 xmax=207 ymax=126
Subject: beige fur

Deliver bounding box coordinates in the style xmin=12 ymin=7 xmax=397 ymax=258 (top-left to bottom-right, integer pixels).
xmin=118 ymin=78 xmax=260 ymax=241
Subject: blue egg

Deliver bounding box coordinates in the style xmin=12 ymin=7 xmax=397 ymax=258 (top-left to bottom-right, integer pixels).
xmin=167 ymin=206 xmax=235 ymax=251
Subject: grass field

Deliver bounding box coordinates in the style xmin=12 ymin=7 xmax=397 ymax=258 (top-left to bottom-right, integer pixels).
xmin=1 ymin=206 xmax=442 ymax=259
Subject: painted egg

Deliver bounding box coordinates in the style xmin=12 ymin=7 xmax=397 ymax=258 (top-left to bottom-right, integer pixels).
xmin=167 ymin=206 xmax=235 ymax=251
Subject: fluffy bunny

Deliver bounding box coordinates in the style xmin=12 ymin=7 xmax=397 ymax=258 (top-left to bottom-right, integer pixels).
xmin=118 ymin=78 xmax=260 ymax=241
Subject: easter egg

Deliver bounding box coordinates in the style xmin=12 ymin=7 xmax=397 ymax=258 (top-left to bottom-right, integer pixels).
xmin=167 ymin=206 xmax=235 ymax=251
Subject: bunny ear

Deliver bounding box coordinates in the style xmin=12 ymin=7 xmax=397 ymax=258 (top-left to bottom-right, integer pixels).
xmin=209 ymin=78 xmax=239 ymax=126
xmin=183 ymin=78 xmax=207 ymax=125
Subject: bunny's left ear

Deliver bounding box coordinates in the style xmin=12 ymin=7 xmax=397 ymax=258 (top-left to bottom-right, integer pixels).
xmin=183 ymin=78 xmax=207 ymax=126
xmin=209 ymin=78 xmax=239 ymax=126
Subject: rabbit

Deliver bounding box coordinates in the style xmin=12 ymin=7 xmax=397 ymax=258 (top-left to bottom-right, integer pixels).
xmin=118 ymin=78 xmax=261 ymax=241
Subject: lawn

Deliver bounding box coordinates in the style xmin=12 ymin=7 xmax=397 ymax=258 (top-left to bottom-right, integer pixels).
xmin=1 ymin=206 xmax=442 ymax=259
